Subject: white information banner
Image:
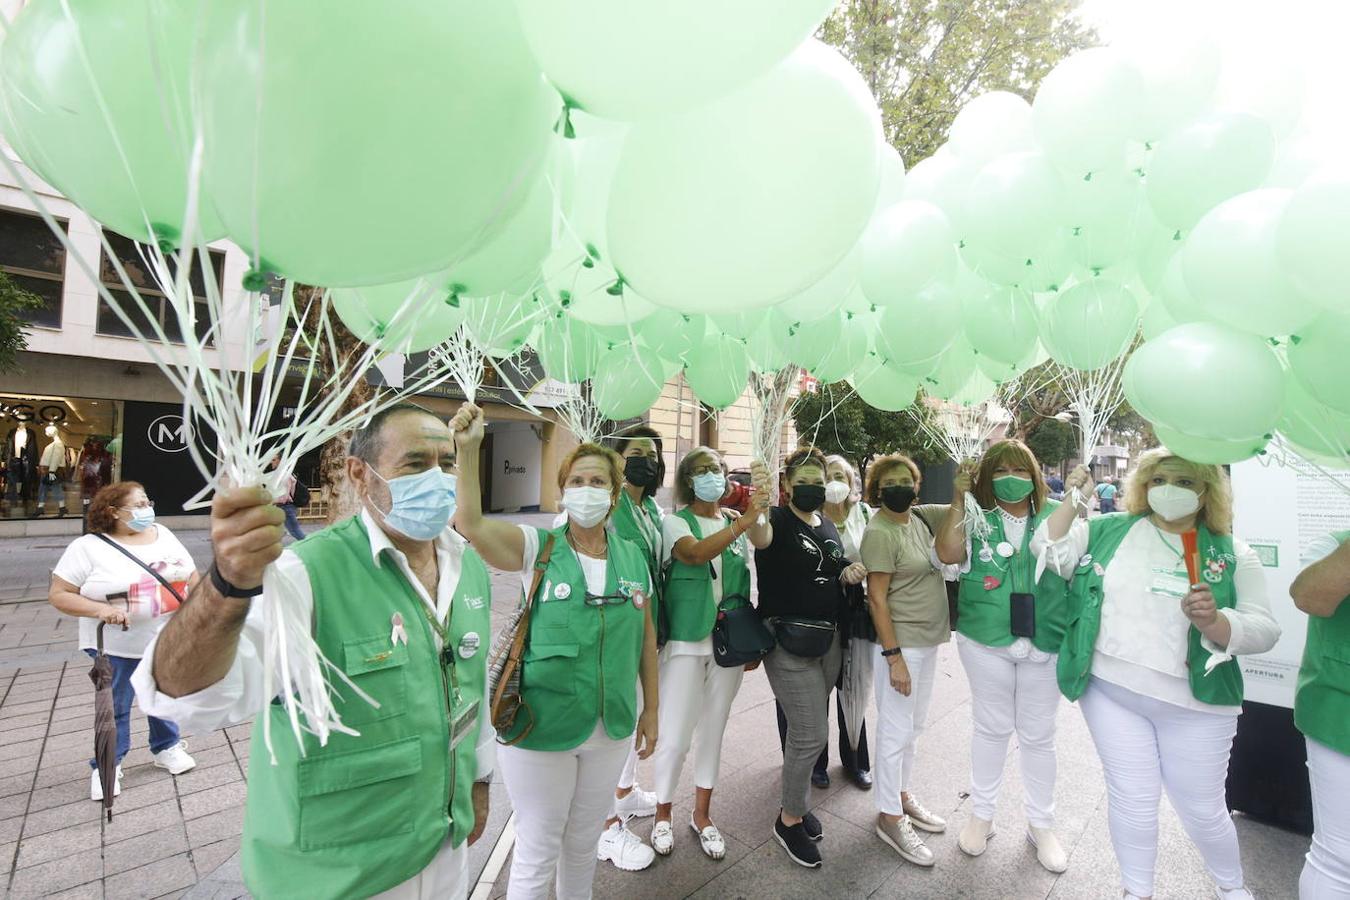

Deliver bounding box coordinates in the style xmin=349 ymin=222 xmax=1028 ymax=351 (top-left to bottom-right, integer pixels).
xmin=1230 ymin=456 xmax=1350 ymax=708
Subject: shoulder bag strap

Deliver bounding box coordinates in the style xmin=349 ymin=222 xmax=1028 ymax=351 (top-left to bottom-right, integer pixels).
xmin=94 ymin=533 xmax=186 ymax=605
xmin=512 ymin=532 xmax=555 ymax=649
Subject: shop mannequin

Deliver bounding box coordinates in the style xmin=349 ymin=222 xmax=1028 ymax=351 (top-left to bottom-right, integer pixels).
xmin=37 ymin=425 xmax=68 ymax=516
xmin=4 ymin=424 xmax=37 ymax=513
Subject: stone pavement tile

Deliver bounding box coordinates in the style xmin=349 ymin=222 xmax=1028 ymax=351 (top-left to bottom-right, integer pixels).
xmin=0 ymin=723 xmax=46 ymax=745
xmin=38 ymin=757 xmax=97 ymax=789
xmin=45 ymin=735 xmax=100 ymax=767
xmin=48 ymin=713 xmax=94 ymax=738
xmin=223 ymin=723 xmax=252 ymax=744
xmin=182 ymin=745 xmax=237 ymax=772
xmin=6 ymin=844 xmax=102 ymax=897
xmin=0 ymin=711 xmax=51 ymax=732
xmin=0 ymin=839 xmax=14 ymax=875
xmin=114 ymin=779 xmax=178 ymax=815
xmin=0 ymin=736 xmax=43 ymax=762
xmin=45 ymin=883 xmax=105 ymax=900
xmin=105 ymin=824 xmax=190 ymax=877
xmin=28 ymin=776 xmax=95 ymax=813
xmin=0 ymin=698 xmax=55 ymax=720
xmin=182 ymin=730 xmax=228 ymax=752
xmin=185 ymin=806 xmax=245 ymax=848
xmin=14 ymin=819 xmax=102 ymax=868
xmin=105 ymin=854 xmax=197 ymax=900
xmin=0 ymin=814 xmax=21 ymax=842
xmin=174 ymin=762 xmax=243 ymax=799
xmin=1234 ymin=812 xmax=1309 ymax=898
xmin=103 ymin=799 xmax=183 ymax=845
xmin=19 ymin=797 xmax=98 ymax=839
xmin=179 ymin=781 xmax=247 ymax=822
xmin=54 ymin=700 xmax=97 ymax=722
xmin=12 ymin=668 xmax=65 ymax=685
xmin=0 ymin=771 xmax=37 ymax=798
xmin=687 ymin=755 xmax=785 ymax=851
xmin=0 ymin=793 xmax=26 ymax=820
xmin=0 ymin=752 xmax=41 ymax=779
xmin=187 ymin=840 xmax=239 ymax=881
xmin=689 ymin=808 xmax=902 ymax=900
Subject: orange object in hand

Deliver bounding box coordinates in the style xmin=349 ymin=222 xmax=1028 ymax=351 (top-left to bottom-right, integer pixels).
xmin=1181 ymin=530 xmax=1201 ymax=585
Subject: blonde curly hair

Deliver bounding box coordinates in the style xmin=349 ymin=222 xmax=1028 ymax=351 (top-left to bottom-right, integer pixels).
xmin=1123 ymin=446 xmax=1233 ymax=535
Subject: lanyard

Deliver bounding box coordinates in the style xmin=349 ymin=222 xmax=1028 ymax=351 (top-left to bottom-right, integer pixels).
xmin=983 ymin=510 xmax=1034 ymax=594
xmin=415 ymin=581 xmax=462 ymax=707
xmin=1150 ymin=523 xmax=1186 ymax=569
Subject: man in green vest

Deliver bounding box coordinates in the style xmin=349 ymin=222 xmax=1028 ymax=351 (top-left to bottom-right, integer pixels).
xmin=1290 ymin=529 xmax=1350 ymax=898
xmin=133 ymin=403 xmax=494 ymax=899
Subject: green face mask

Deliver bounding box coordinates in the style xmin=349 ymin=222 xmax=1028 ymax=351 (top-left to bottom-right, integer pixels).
xmin=992 ymin=475 xmax=1034 ymax=503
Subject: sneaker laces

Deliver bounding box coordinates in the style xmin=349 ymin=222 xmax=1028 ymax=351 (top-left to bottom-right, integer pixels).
xmin=904 ymin=797 xmax=934 ymax=821
xmin=898 ymin=816 xmax=927 ymax=852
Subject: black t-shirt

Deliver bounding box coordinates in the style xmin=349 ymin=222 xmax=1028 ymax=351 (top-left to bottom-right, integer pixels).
xmin=754 ymin=505 xmax=847 ymax=623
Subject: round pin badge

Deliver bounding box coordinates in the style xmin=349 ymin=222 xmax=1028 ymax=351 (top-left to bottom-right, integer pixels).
xmin=996 ymin=542 xmax=1015 ymax=559
xmin=1093 ymin=563 xmax=1106 ymax=577
xmin=632 ymin=591 xmax=646 ymax=609
xmin=978 ymin=546 xmax=994 ymax=563
xmin=458 ymin=632 xmax=480 ymax=659
xmin=554 ymin=583 xmax=571 ymax=600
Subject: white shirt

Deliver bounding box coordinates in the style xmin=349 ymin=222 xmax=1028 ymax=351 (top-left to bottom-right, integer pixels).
xmin=132 ymin=512 xmax=494 ymax=899
xmin=40 ymin=438 xmax=65 ymax=470
xmin=827 ymin=502 xmax=869 ymax=562
xmin=1033 ymin=516 xmax=1281 ymax=714
xmin=660 ymin=510 xmax=748 ymax=658
xmin=54 ymin=526 xmax=195 ymax=658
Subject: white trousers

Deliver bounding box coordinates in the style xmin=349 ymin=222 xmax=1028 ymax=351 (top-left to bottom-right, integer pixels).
xmin=957 ymin=638 xmax=1060 ymax=827
xmin=872 ymin=643 xmax=939 ymax=816
xmin=651 ymin=650 xmax=745 ymax=802
xmin=499 ymin=723 xmax=632 ymax=900
xmin=616 ymin=746 xmax=639 ymax=792
xmin=1302 ymin=737 xmax=1350 ymax=899
xmin=372 ymin=837 xmax=469 ymax=900
xmin=1079 ymin=678 xmax=1244 ymax=898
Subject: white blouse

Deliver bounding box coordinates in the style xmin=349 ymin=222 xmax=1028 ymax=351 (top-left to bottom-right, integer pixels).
xmin=1032 ymin=516 xmax=1281 ymax=715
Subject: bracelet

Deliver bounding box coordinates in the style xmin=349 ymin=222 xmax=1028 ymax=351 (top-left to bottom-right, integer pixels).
xmin=880 ymin=646 xmax=903 ymax=658
xmin=208 ymin=562 xmax=264 ymax=599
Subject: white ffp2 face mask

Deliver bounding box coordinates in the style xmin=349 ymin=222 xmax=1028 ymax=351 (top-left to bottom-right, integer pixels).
xmin=561 ymin=486 xmax=612 ymax=528
xmin=824 ymin=481 xmax=851 ymax=504
xmin=1148 ymin=484 xmax=1202 ymax=522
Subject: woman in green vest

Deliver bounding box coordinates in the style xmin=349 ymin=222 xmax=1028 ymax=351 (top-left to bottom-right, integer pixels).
xmin=1037 ymin=447 xmax=1280 ymax=900
xmin=933 ymin=439 xmax=1068 ymax=872
xmin=1290 ymin=530 xmax=1350 ymax=898
xmin=454 ymin=408 xmax=658 ymax=900
xmin=648 ymin=446 xmax=769 ymax=859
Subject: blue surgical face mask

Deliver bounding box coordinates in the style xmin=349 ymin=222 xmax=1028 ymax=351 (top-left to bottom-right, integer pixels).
xmin=127 ymin=507 xmax=155 ymax=532
xmin=692 ymin=471 xmax=726 ymax=503
xmin=371 ymin=466 xmax=457 ymax=541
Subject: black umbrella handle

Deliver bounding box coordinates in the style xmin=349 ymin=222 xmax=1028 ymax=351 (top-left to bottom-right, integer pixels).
xmin=96 ymin=621 xmax=105 ymax=654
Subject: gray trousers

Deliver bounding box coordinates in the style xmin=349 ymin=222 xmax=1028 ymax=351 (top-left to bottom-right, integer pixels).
xmin=763 ymin=632 xmax=842 ymax=817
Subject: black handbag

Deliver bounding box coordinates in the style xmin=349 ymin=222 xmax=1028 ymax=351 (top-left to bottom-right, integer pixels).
xmin=711 ymin=596 xmax=774 ymax=667
xmin=772 ymin=617 xmax=836 ymax=658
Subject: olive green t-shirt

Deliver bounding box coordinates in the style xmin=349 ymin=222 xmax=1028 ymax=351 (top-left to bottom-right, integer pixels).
xmin=859 ymin=505 xmax=951 ymax=649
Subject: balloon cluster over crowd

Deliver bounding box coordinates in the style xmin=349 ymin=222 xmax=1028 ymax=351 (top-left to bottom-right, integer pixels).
xmin=0 ymin=0 xmax=1346 ymax=467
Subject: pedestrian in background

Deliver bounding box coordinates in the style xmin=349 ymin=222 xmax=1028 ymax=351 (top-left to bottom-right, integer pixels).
xmin=268 ymin=454 xmax=308 ymax=541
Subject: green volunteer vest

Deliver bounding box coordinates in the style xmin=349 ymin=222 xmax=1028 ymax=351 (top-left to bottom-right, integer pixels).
xmin=1056 ymin=513 xmax=1244 ymax=706
xmin=240 ymin=517 xmax=492 ymax=900
xmin=499 ymin=525 xmax=650 ymax=751
xmin=957 ymin=500 xmax=1068 ymax=654
xmin=610 ymin=491 xmax=663 ymax=627
xmin=662 ymin=508 xmax=751 ymax=642
xmin=1295 ymin=529 xmax=1350 ymax=755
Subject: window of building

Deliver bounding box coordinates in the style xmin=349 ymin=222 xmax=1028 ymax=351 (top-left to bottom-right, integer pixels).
xmin=95 ymin=233 xmax=225 ymax=344
xmin=0 ymin=207 xmax=67 ymax=329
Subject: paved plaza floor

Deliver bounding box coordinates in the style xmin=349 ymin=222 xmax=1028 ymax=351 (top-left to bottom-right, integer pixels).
xmin=0 ymin=522 xmax=1312 ymax=899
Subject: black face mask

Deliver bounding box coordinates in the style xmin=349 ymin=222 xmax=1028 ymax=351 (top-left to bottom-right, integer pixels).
xmin=881 ymin=485 xmax=917 ymax=513
xmin=792 ymin=483 xmax=826 ymax=513
xmin=623 ymin=456 xmax=658 ymax=488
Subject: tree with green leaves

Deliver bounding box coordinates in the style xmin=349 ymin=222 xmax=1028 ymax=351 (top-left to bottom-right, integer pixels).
xmin=1023 ymin=416 xmax=1077 ymax=470
xmin=819 ymin=0 xmax=1097 ymax=165
xmin=0 ymin=272 xmax=45 ymax=373
xmin=793 ymin=383 xmax=947 ymax=469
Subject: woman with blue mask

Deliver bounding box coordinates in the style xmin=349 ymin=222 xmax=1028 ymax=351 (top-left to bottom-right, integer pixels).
xmin=454 ymin=404 xmax=659 ymax=900
xmin=49 ymin=481 xmax=198 ymax=802
xmin=648 ymin=447 xmax=771 ymax=860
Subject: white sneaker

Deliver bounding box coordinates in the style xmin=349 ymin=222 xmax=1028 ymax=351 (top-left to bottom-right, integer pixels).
xmin=152 ymin=742 xmax=197 ymax=776
xmin=614 ymin=784 xmax=657 ymax=819
xmin=90 ymin=766 xmax=122 ymax=802
xmin=1216 ymin=887 xmax=1255 ymax=900
xmin=1027 ymin=825 xmax=1068 ymax=873
xmin=597 ymin=822 xmax=655 ymax=871
xmin=958 ymin=815 xmax=996 ymax=857
xmin=650 ymin=820 xmax=675 ymax=856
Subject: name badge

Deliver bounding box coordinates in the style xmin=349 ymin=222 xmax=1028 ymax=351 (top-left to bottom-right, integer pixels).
xmin=1149 ymin=571 xmax=1190 ymax=600
xmin=978 ymin=545 xmax=994 ymax=564
xmin=450 ymin=698 xmax=480 ymax=751
xmin=995 ymin=542 xmax=1015 ymax=559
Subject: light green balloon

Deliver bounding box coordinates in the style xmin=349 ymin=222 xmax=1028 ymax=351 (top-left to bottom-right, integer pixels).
xmin=808 ymin=312 xmax=870 ymax=384
xmin=331 ymin=279 xmax=465 ymax=353
xmin=1279 ymin=375 xmax=1350 ymax=458
xmin=684 ymin=336 xmax=750 ymax=410
xmin=1156 ymin=253 xmax=1206 ymax=324
xmin=1119 ymin=32 xmax=1221 ymax=141
xmin=902 ymin=148 xmax=975 ymax=238
xmin=877 ymin=279 xmax=962 ymax=367
xmin=777 ymin=248 xmax=858 ymax=323
xmin=607 ymin=40 xmax=882 ymax=311
xmin=963 ymin=286 xmax=1039 ymax=365
xmin=535 ymin=313 xmax=600 ymax=383
xmin=591 ymin=344 xmax=665 ymax=420
xmin=950 ymin=370 xmax=998 ymax=407
xmin=947 ymin=91 xmax=1036 ymax=169
xmin=746 ymin=312 xmax=792 ymax=374
xmin=513 ymin=0 xmax=835 ymax=121
xmin=1275 ymin=172 xmax=1350 ymax=311
xmin=1041 ymin=278 xmax=1139 ymax=371
xmin=1182 ymin=189 xmax=1319 ymax=338
xmin=781 ymin=310 xmax=842 ymax=372
xmin=1145 ymin=112 xmax=1275 ymax=231
xmin=635 ymin=310 xmax=706 ymax=365
xmin=461 ymin=293 xmax=545 ymax=358
xmin=0 ymin=0 xmax=224 ymax=246
xmin=201 ymin=0 xmax=556 ymax=287
xmin=849 ymin=353 xmax=920 ymax=412
xmin=875 ymin=145 xmax=908 ymax=209
xmin=963 ymin=151 xmax=1064 ymax=261
xmin=924 ymin=339 xmax=978 ymax=400
xmin=860 ymin=201 xmax=956 ymax=305
xmin=976 ymin=343 xmax=1043 ymax=383
xmin=1152 ymin=424 xmax=1268 ymax=466
xmin=1123 ymin=322 xmax=1284 ymax=441
xmin=1140 ymin=295 xmax=1183 ymax=342
xmin=1032 ymin=48 xmax=1145 ymax=177
xmin=713 ymin=309 xmax=769 ymax=340
xmin=1061 ymin=170 xmax=1151 ymax=273
xmin=1289 ymin=311 xmax=1350 ymax=415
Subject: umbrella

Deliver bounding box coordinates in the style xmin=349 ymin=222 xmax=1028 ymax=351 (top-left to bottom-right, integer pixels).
xmin=838 ymin=585 xmax=874 ymax=750
xmin=88 ymin=622 xmax=117 ymax=822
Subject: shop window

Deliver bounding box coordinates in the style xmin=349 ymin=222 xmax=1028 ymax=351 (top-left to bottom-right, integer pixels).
xmin=95 ymin=233 xmax=224 ymax=344
xmin=0 ymin=207 xmax=67 ymax=329
xmin=0 ymin=394 xmax=122 ymax=521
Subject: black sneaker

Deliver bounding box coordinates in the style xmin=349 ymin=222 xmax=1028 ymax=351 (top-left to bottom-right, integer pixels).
xmin=803 ymin=811 xmax=823 ymax=842
xmin=774 ymin=816 xmax=823 ymax=868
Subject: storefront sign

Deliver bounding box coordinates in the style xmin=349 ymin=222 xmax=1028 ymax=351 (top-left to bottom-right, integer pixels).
xmin=121 ymin=402 xmax=215 ymax=517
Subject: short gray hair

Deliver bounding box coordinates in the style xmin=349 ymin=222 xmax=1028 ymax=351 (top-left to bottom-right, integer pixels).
xmin=348 ymin=403 xmax=436 ymax=464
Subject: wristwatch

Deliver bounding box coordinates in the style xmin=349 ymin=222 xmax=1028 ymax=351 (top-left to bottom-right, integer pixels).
xmin=880 ymin=646 xmax=903 ymax=658
xmin=209 ymin=562 xmax=264 ymax=599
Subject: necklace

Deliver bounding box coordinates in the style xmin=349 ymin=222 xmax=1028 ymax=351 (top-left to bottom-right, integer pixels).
xmin=568 ymin=531 xmax=608 ymax=559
